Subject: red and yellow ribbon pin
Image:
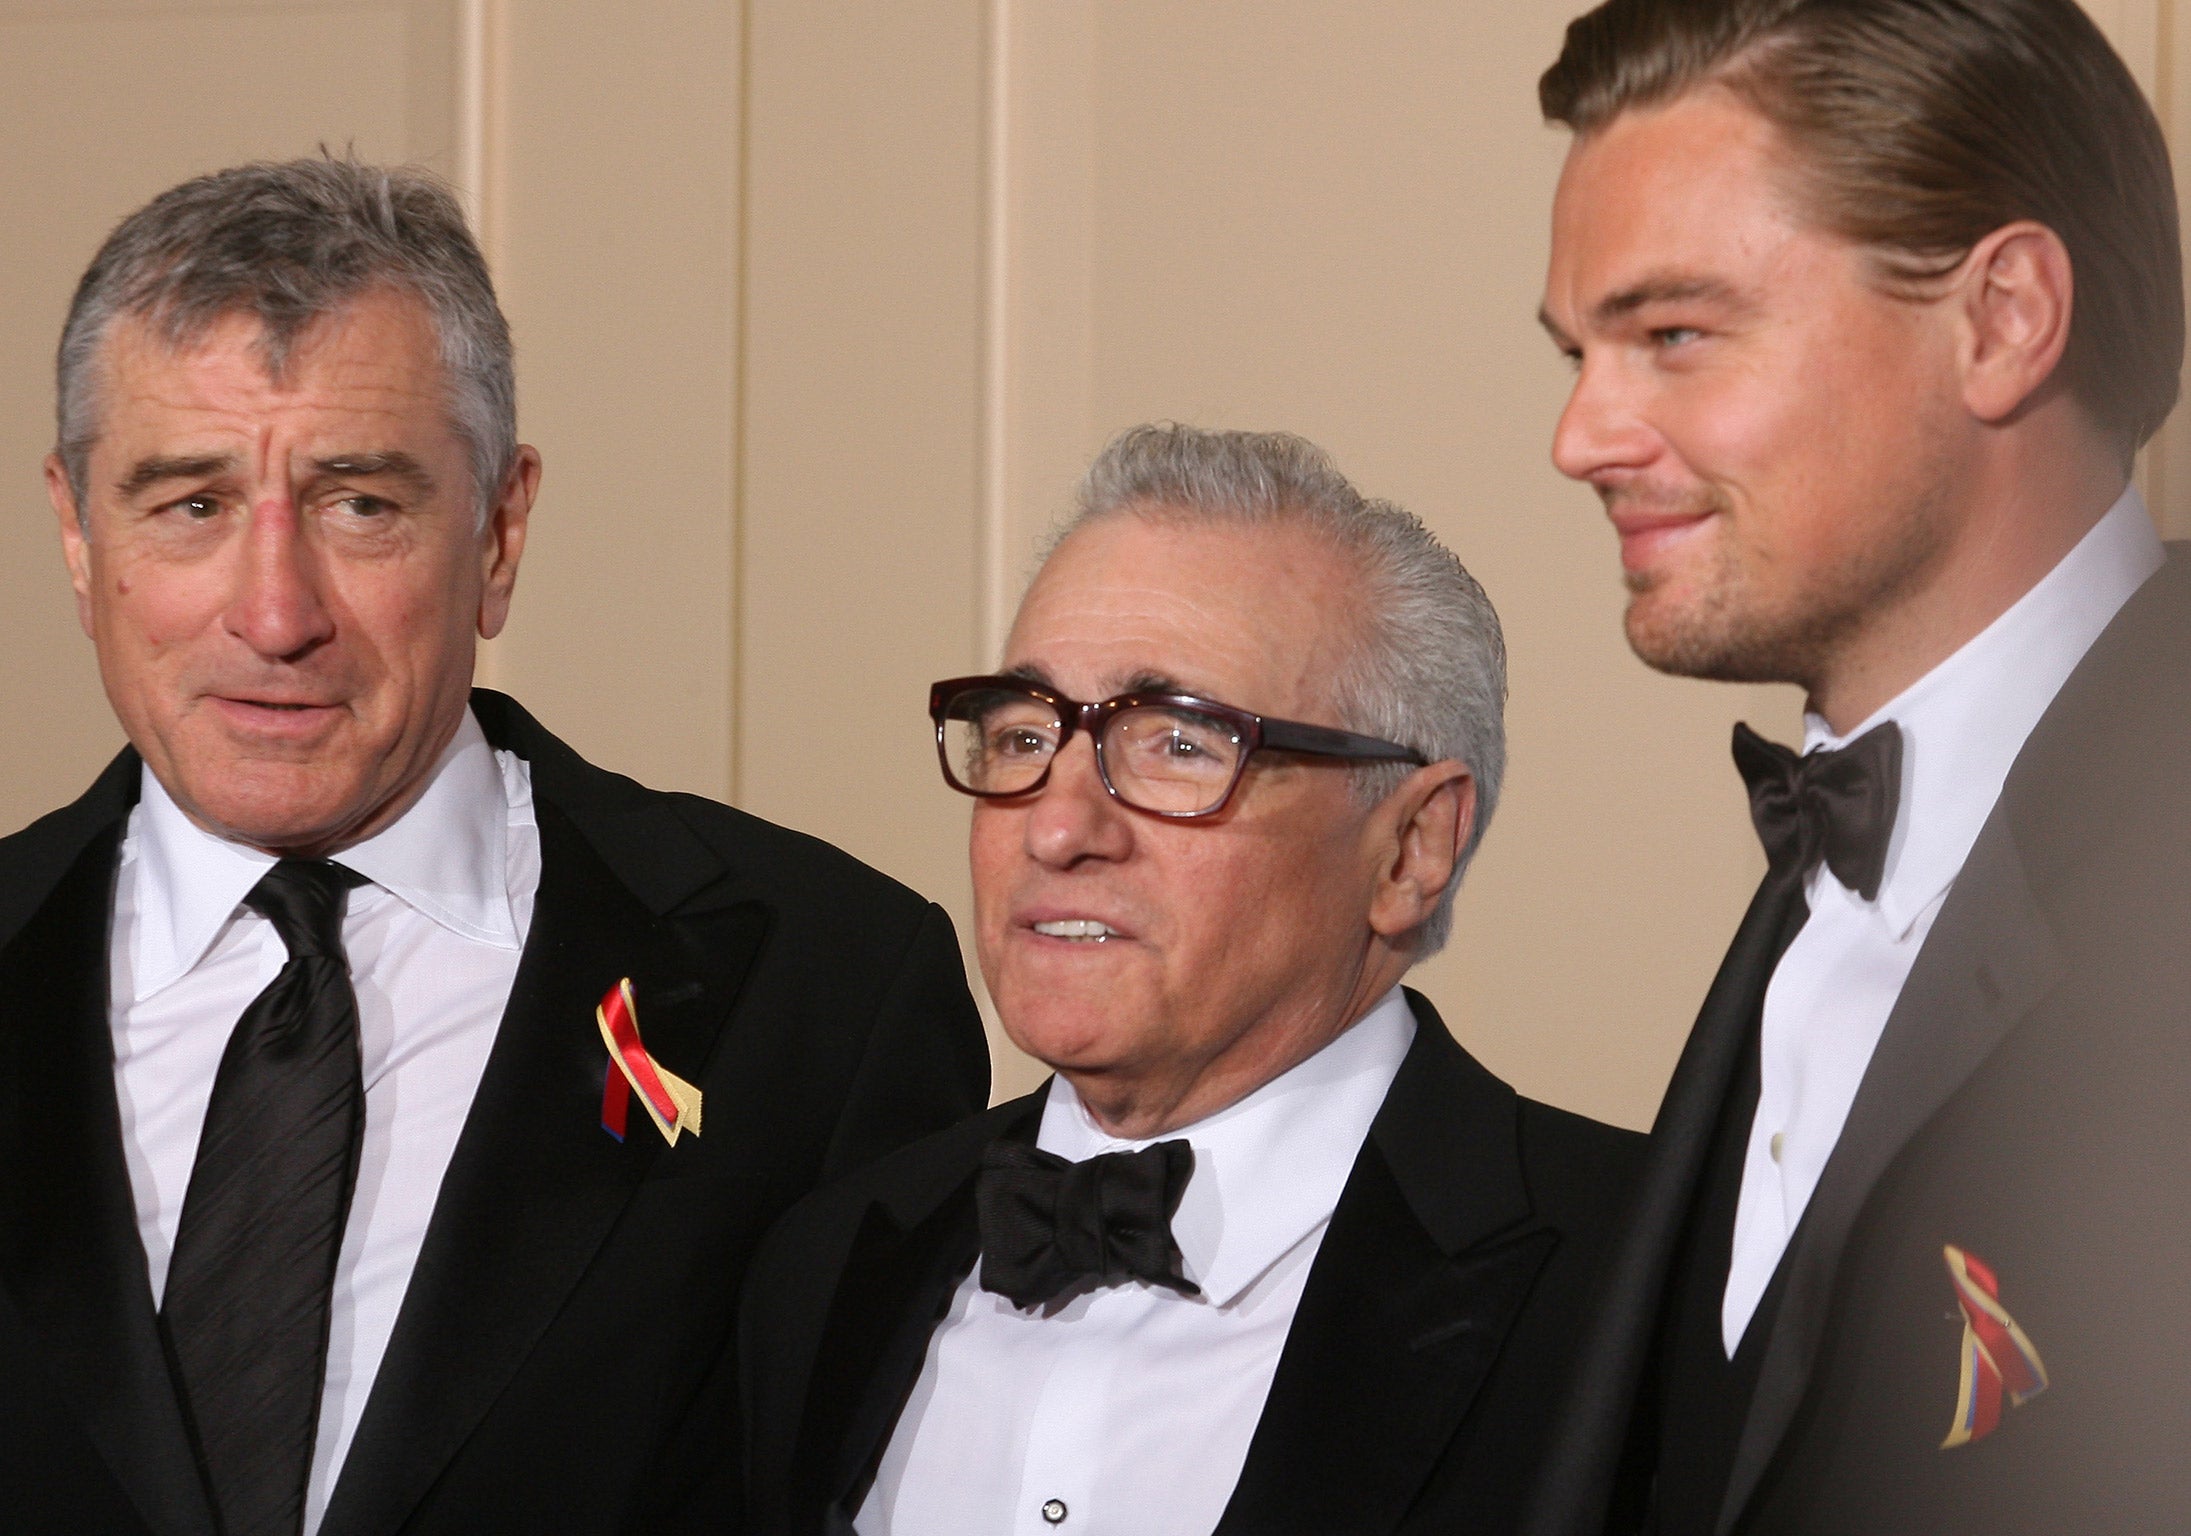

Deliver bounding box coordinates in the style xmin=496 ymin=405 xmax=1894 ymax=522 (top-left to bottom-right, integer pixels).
xmin=1941 ymin=1243 xmax=2048 ymax=1448
xmin=598 ymin=978 xmax=703 ymax=1146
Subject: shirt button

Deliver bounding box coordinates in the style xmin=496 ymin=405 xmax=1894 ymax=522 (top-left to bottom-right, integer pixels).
xmin=1041 ymin=1498 xmax=1068 ymax=1524
xmin=1770 ymin=1132 xmax=1786 ymax=1163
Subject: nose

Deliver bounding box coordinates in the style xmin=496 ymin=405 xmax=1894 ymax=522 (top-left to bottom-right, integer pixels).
xmin=1022 ymin=732 xmax=1134 ymax=870
xmin=224 ymin=496 xmax=336 ymax=660
xmin=1551 ymin=352 xmax=1657 ymax=488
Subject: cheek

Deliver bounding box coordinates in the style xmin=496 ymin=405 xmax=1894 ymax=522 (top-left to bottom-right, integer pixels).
xmin=92 ymin=550 xmax=225 ymax=655
xmin=967 ymin=809 xmax=1020 ymax=926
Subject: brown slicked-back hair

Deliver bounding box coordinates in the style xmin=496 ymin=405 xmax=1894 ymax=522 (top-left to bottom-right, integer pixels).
xmin=1541 ymin=0 xmax=2183 ymax=459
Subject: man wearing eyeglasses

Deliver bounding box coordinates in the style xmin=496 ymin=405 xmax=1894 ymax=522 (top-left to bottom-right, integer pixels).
xmin=738 ymin=423 xmax=1642 ymax=1536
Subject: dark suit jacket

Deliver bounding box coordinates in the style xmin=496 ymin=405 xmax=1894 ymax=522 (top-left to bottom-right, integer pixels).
xmin=0 ymin=688 xmax=989 ymax=1536
xmin=1524 ymin=548 xmax=2191 ymax=1536
xmin=740 ymin=991 xmax=1642 ymax=1535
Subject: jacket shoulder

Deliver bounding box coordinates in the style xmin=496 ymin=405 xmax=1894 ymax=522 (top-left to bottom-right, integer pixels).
xmin=0 ymin=749 xmax=138 ymax=953
xmin=1515 ymin=1095 xmax=1646 ymax=1233
xmin=657 ymin=789 xmax=936 ymax=918
xmin=473 ymin=688 xmax=936 ymax=926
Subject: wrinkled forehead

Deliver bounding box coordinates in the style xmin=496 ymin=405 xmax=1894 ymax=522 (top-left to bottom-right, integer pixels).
xmin=1004 ymin=510 xmax=1365 ymax=715
xmin=84 ymin=293 xmax=452 ymax=451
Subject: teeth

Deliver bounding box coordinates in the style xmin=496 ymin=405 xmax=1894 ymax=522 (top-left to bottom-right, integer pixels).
xmin=1033 ymin=919 xmax=1118 ymax=941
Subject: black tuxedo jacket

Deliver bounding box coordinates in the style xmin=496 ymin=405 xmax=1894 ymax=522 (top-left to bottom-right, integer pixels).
xmin=739 ymin=991 xmax=1642 ymax=1535
xmin=0 ymin=689 xmax=989 ymax=1536
xmin=1525 ymin=548 xmax=2191 ymax=1536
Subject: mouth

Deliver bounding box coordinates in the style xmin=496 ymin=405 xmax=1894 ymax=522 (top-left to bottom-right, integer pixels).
xmin=1607 ymin=506 xmax=1716 ymax=577
xmin=1030 ymin=918 xmax=1123 ymax=942
xmin=207 ymin=695 xmax=347 ymax=732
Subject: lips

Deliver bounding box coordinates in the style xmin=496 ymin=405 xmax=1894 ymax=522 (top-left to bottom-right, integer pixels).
xmin=1019 ymin=908 xmax=1136 ymax=945
xmin=206 ymin=694 xmax=346 ymax=735
xmin=1032 ymin=918 xmax=1119 ymax=941
xmin=1607 ymin=506 xmax=1715 ymax=575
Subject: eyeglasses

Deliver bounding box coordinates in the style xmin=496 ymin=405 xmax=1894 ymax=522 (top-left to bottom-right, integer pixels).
xmin=929 ymin=674 xmax=1428 ymax=819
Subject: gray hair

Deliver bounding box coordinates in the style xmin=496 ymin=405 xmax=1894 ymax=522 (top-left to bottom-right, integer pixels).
xmin=56 ymin=155 xmax=514 ymax=522
xmin=1056 ymin=423 xmax=1507 ymax=958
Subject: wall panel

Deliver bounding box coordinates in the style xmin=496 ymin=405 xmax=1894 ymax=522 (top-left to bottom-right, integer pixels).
xmin=484 ymin=0 xmax=742 ymax=800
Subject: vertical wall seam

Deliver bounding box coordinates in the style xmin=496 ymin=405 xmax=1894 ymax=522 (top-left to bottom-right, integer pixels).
xmin=729 ymin=0 xmax=755 ymax=804
xmin=978 ymin=0 xmax=1014 ymax=670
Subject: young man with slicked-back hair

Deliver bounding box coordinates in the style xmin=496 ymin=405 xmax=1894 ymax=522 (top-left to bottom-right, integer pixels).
xmin=1533 ymin=1 xmax=2191 ymax=1532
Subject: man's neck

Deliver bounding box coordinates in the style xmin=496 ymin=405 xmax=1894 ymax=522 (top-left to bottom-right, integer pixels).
xmin=1808 ymin=427 xmax=2129 ymax=734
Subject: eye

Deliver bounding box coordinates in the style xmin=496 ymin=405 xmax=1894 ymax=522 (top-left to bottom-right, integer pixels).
xmin=1652 ymin=326 xmax=1703 ymax=349
xmin=331 ymin=494 xmax=395 ymax=518
xmin=163 ymin=494 xmax=221 ymax=520
xmin=992 ymin=725 xmax=1053 ymax=758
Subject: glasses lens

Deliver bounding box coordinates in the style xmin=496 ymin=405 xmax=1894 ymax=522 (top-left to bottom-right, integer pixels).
xmin=940 ymin=686 xmax=1062 ymax=795
xmin=1102 ymin=705 xmax=1245 ymax=814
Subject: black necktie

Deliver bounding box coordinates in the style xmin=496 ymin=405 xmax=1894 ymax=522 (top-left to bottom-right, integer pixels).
xmin=162 ymin=859 xmax=369 ymax=1536
xmin=975 ymin=1138 xmax=1201 ymax=1309
xmin=1733 ymin=720 xmax=1903 ymax=900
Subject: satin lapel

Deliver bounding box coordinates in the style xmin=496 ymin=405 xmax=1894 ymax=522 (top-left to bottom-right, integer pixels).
xmin=0 ymin=825 xmax=218 ymax=1536
xmin=1523 ymin=877 xmax=1796 ymax=1536
xmin=1217 ymin=1004 xmax=1552 ymax=1536
xmin=1716 ymin=825 xmax=2062 ymax=1534
xmin=801 ymin=1100 xmax=1038 ymax=1523
xmin=319 ymin=798 xmax=761 ymax=1536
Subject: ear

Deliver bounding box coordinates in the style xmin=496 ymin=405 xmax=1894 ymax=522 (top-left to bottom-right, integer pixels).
xmin=1366 ymin=760 xmax=1476 ymax=942
xmin=477 ymin=444 xmax=541 ymax=640
xmin=1953 ymin=220 xmax=2075 ymax=425
xmin=46 ymin=453 xmax=97 ymax=640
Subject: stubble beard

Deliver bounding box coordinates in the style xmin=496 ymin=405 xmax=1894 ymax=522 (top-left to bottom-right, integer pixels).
xmin=1616 ymin=475 xmax=1954 ymax=693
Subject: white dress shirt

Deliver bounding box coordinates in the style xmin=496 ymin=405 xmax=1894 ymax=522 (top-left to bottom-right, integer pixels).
xmin=108 ymin=707 xmax=537 ymax=1532
xmin=856 ymin=986 xmax=1417 ymax=1536
xmin=1720 ymin=488 xmax=2164 ymax=1352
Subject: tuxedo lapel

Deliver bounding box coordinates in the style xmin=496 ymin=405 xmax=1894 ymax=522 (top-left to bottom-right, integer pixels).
xmin=798 ymin=1098 xmax=1039 ymax=1525
xmin=319 ymin=796 xmax=762 ymax=1536
xmin=0 ymin=819 xmax=218 ymax=1536
xmin=1716 ymin=821 xmax=2062 ymax=1533
xmin=1523 ymin=873 xmax=1798 ymax=1536
xmin=1216 ymin=997 xmax=1552 ymax=1535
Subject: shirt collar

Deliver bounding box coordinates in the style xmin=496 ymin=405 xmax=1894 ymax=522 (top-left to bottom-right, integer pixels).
xmin=1036 ymin=985 xmax=1416 ymax=1308
xmin=127 ymin=707 xmax=522 ymax=1001
xmin=1805 ymin=485 xmax=2163 ymax=937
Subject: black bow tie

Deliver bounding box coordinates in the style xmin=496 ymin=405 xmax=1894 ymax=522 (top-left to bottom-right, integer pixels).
xmin=975 ymin=1138 xmax=1201 ymax=1310
xmin=1732 ymin=720 xmax=1904 ymax=901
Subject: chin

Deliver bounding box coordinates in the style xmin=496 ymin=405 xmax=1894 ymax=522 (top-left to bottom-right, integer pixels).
xmin=176 ymin=762 xmax=370 ymax=851
xmin=995 ymin=991 xmax=1140 ymax=1072
xmin=1623 ymin=587 xmax=1789 ymax=685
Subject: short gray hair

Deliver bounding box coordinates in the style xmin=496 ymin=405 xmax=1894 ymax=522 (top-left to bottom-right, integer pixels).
xmin=1057 ymin=423 xmax=1507 ymax=957
xmin=56 ymin=155 xmax=514 ymax=520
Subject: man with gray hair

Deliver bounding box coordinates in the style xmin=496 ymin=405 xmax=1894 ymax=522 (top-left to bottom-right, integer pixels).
xmin=740 ymin=424 xmax=1641 ymax=1535
xmin=0 ymin=158 xmax=986 ymax=1536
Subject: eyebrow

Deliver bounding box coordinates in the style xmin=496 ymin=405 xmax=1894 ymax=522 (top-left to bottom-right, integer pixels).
xmin=1538 ymin=273 xmax=1751 ymax=344
xmin=112 ymin=449 xmax=439 ymax=501
xmin=998 ymin=665 xmax=1200 ymax=701
xmin=311 ymin=451 xmax=437 ymax=497
xmin=115 ymin=453 xmax=236 ymax=500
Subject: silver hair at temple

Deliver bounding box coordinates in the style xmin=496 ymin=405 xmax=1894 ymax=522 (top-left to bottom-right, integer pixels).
xmin=55 ymin=155 xmax=514 ymax=524
xmin=1055 ymin=422 xmax=1507 ymax=957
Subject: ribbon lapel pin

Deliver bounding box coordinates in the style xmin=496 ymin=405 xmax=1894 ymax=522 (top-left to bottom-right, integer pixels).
xmin=1941 ymin=1243 xmax=2048 ymax=1448
xmin=598 ymin=978 xmax=704 ymax=1146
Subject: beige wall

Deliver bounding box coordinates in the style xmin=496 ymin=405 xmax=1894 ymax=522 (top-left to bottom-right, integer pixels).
xmin=0 ymin=0 xmax=2180 ymax=1130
